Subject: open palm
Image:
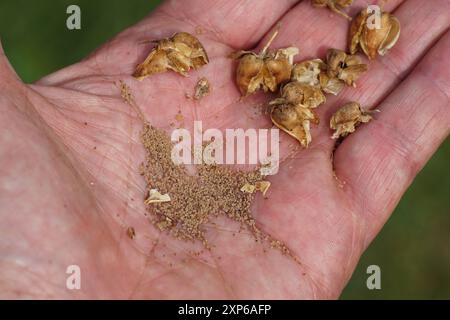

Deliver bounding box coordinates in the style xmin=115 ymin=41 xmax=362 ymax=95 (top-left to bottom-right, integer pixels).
xmin=0 ymin=0 xmax=448 ymax=299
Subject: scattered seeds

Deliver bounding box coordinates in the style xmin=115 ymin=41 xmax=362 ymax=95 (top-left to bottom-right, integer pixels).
xmin=349 ymin=8 xmax=400 ymax=59
xmin=141 ymin=124 xmax=264 ymax=244
xmin=133 ymin=32 xmax=209 ymax=79
xmin=193 ymin=77 xmax=210 ymax=100
xmin=330 ymin=102 xmax=373 ymax=139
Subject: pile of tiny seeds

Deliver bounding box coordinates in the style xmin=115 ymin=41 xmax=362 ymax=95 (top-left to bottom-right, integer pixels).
xmin=140 ymin=123 xmax=264 ymax=246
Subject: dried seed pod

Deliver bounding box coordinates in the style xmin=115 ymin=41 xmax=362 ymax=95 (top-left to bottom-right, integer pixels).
xmin=319 ymin=72 xmax=345 ymax=95
xmin=273 ymin=82 xmax=326 ymax=109
xmin=349 ymin=9 xmax=400 ymax=59
xmin=291 ymin=59 xmax=327 ymax=86
xmin=312 ymin=0 xmax=354 ymax=20
xmin=326 ymin=48 xmax=367 ymax=87
xmin=134 ymin=32 xmax=209 ymax=79
xmin=270 ymin=102 xmax=318 ymax=147
xmin=193 ymin=77 xmax=210 ymax=100
xmin=234 ymin=30 xmax=299 ymax=96
xmin=330 ymin=102 xmax=373 ymax=139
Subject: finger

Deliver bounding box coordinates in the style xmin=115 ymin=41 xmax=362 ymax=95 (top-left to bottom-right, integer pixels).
xmin=155 ymin=0 xmax=300 ymax=48
xmin=334 ymin=30 xmax=450 ymax=246
xmin=210 ymin=0 xmax=448 ymax=161
xmin=264 ymin=0 xmax=448 ymax=154
xmin=313 ymin=0 xmax=450 ymax=148
xmin=37 ymin=0 xmax=300 ymax=86
xmin=258 ymin=0 xmax=405 ymax=58
xmin=0 ymin=39 xmax=20 ymax=87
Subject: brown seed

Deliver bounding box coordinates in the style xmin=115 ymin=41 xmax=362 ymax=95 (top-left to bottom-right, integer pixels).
xmin=234 ymin=30 xmax=299 ymax=96
xmin=133 ymin=32 xmax=209 ymax=79
xmin=312 ymin=0 xmax=354 ymax=20
xmin=193 ymin=77 xmax=210 ymax=100
xmin=349 ymin=8 xmax=400 ymax=59
xmin=330 ymin=102 xmax=373 ymax=139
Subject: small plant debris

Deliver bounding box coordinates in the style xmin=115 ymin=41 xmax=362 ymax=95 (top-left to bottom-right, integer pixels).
xmin=133 ymin=32 xmax=209 ymax=79
xmin=240 ymin=181 xmax=271 ymax=197
xmin=126 ymin=227 xmax=136 ymax=239
xmin=193 ymin=77 xmax=210 ymax=100
xmin=144 ymin=189 xmax=172 ymax=204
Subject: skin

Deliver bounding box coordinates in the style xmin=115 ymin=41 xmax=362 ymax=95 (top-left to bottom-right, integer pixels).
xmin=0 ymin=0 xmax=448 ymax=299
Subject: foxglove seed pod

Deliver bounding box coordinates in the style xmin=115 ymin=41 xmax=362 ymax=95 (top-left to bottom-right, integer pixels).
xmin=233 ymin=30 xmax=299 ymax=96
xmin=349 ymin=9 xmax=400 ymax=60
xmin=134 ymin=32 xmax=209 ymax=79
xmin=330 ymin=102 xmax=373 ymax=138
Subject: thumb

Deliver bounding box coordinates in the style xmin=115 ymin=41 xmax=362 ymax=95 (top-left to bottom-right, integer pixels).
xmin=0 ymin=38 xmax=20 ymax=85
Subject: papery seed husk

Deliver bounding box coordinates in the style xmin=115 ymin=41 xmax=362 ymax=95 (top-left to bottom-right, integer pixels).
xmin=133 ymin=32 xmax=208 ymax=79
xmin=270 ymin=103 xmax=317 ymax=147
xmin=265 ymin=57 xmax=293 ymax=91
xmin=378 ymin=16 xmax=401 ymax=56
xmin=145 ymin=189 xmax=171 ymax=204
xmin=338 ymin=64 xmax=368 ymax=87
xmin=234 ymin=31 xmax=298 ymax=96
xmin=326 ymin=48 xmax=367 ymax=87
xmin=194 ymin=77 xmax=210 ymax=100
xmin=280 ymin=82 xmax=326 ymax=109
xmin=319 ymin=73 xmax=345 ymax=95
xmin=291 ymin=59 xmax=326 ymax=86
xmin=330 ymin=102 xmax=372 ymax=138
xmin=350 ymin=9 xmax=400 ymax=60
xmin=349 ymin=10 xmax=369 ymax=55
xmin=236 ymin=54 xmax=265 ymax=95
xmin=326 ymin=49 xmax=348 ymax=78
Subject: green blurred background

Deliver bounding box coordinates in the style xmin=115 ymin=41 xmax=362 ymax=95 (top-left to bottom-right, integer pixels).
xmin=1 ymin=0 xmax=448 ymax=299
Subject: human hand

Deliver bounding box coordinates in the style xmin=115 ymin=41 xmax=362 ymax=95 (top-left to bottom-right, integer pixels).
xmin=0 ymin=0 xmax=448 ymax=299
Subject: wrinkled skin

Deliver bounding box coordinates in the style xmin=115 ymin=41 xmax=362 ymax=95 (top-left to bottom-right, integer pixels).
xmin=0 ymin=0 xmax=449 ymax=299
